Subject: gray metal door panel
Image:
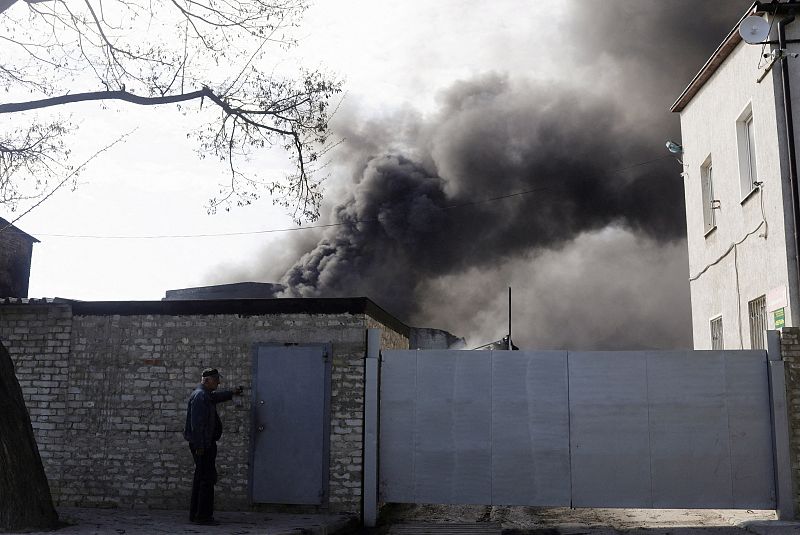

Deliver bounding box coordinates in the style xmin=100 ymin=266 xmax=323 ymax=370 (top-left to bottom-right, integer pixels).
xmin=380 ymin=348 xmax=777 ymax=511
xmin=251 ymin=345 xmax=330 ymax=504
xmin=724 ymin=351 xmax=775 ymax=508
xmin=491 ymin=351 xmax=570 ymax=506
xmin=569 ymin=352 xmax=652 ymax=508
xmin=414 ymin=351 xmax=492 ymax=504
xmin=380 ymin=350 xmax=417 ymax=502
xmin=647 ymin=351 xmax=732 ymax=508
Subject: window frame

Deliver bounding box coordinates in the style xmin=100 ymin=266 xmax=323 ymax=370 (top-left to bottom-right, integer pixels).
xmin=737 ymin=105 xmax=759 ymax=202
xmin=710 ymin=315 xmax=723 ymax=350
xmin=701 ymin=156 xmax=716 ymax=236
xmin=748 ymin=295 xmax=767 ymax=350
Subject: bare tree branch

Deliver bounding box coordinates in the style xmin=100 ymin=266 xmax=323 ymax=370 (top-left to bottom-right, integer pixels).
xmin=0 ymin=0 xmax=342 ymax=220
xmin=0 ymin=129 xmax=135 ymax=233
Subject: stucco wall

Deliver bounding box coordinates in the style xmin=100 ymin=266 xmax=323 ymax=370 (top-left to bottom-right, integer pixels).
xmin=0 ymin=302 xmax=409 ymax=514
xmin=679 ymin=34 xmax=795 ymax=349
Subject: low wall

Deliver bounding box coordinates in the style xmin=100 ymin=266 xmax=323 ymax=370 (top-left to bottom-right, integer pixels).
xmin=0 ymin=300 xmax=409 ymax=514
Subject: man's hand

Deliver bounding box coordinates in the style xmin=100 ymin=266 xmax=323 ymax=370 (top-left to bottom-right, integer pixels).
xmin=233 ymin=386 xmax=244 ymax=396
xmin=195 ymin=448 xmax=205 ymax=456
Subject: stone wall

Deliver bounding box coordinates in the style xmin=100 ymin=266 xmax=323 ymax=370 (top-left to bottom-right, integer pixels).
xmin=0 ymin=302 xmax=409 ymax=515
xmin=779 ymin=326 xmax=800 ymax=516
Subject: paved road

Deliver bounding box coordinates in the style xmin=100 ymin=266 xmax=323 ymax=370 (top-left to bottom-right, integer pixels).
xmin=2 ymin=507 xmax=357 ymax=535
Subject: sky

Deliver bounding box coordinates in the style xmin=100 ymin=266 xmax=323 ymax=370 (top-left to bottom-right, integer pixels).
xmin=5 ymin=0 xmax=753 ymax=349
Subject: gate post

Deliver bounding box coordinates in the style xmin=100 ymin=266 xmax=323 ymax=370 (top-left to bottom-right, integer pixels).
xmin=767 ymin=330 xmax=795 ymax=520
xmin=363 ymin=328 xmax=381 ymax=527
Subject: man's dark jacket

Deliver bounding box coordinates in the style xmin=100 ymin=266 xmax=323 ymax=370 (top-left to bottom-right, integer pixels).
xmin=184 ymin=385 xmax=234 ymax=448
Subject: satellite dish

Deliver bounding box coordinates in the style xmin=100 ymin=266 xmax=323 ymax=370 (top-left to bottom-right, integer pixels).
xmin=740 ymin=15 xmax=771 ymax=44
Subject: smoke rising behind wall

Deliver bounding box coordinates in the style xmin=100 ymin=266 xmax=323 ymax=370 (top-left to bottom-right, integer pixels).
xmin=213 ymin=0 xmax=752 ymax=349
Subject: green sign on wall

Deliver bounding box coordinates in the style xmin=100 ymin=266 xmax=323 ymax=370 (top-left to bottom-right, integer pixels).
xmin=775 ymin=308 xmax=786 ymax=329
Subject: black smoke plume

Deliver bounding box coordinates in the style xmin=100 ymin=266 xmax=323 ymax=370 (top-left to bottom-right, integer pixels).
xmin=221 ymin=1 xmax=754 ymax=349
xmin=280 ymin=76 xmax=685 ymax=305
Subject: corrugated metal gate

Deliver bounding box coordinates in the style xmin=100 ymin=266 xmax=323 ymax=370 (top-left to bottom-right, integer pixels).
xmin=378 ymin=347 xmax=789 ymax=511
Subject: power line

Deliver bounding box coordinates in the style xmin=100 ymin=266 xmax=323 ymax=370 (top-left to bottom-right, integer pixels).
xmin=25 ymin=154 xmax=674 ymax=240
xmin=31 ymin=187 xmax=553 ymax=239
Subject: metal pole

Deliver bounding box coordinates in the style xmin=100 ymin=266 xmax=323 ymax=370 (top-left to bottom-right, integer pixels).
xmin=778 ymin=15 xmax=800 ymax=325
xmin=767 ymin=330 xmax=795 ymax=520
xmin=508 ymin=287 xmax=512 ymax=350
xmin=363 ymin=329 xmax=381 ymax=527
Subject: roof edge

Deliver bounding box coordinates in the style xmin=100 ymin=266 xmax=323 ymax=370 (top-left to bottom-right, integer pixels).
xmin=0 ymin=217 xmax=40 ymax=243
xmin=7 ymin=297 xmax=413 ymax=338
xmin=671 ymin=3 xmax=757 ymax=113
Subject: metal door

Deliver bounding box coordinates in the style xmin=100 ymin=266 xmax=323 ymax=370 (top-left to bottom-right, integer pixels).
xmin=379 ymin=349 xmax=778 ymax=510
xmin=380 ymin=350 xmax=571 ymax=506
xmin=250 ymin=344 xmax=331 ymax=504
xmin=570 ymin=350 xmax=775 ymax=509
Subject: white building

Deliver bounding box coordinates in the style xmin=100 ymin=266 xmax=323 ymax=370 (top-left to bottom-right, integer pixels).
xmin=672 ymin=1 xmax=800 ymax=350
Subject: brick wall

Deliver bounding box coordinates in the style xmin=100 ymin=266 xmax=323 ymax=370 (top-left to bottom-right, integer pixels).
xmin=0 ymin=304 xmax=71 ymax=501
xmin=368 ymin=317 xmax=410 ymax=352
xmin=0 ymin=303 xmax=408 ymax=514
xmin=780 ymin=326 xmax=800 ymax=516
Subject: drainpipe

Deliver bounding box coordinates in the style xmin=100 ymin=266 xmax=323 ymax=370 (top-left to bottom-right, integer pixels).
xmin=778 ymin=15 xmax=800 ymax=324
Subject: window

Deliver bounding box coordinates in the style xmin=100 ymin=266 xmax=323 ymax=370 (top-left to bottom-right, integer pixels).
xmin=701 ymin=157 xmax=716 ymax=234
xmin=737 ymin=107 xmax=759 ymax=199
xmin=710 ymin=316 xmax=723 ymax=350
xmin=748 ymin=295 xmax=767 ymax=350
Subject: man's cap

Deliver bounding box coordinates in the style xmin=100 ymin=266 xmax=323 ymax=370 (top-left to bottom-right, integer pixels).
xmin=202 ymin=368 xmax=221 ymax=378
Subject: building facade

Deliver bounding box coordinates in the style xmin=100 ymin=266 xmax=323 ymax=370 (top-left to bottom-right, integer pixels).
xmin=0 ymin=218 xmax=38 ymax=298
xmin=672 ymin=3 xmax=800 ymax=349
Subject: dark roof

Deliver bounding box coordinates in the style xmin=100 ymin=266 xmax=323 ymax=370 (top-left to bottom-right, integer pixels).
xmin=671 ymin=3 xmax=757 ymax=113
xmin=1 ymin=296 xmax=410 ymax=337
xmin=0 ymin=217 xmax=40 ymax=243
xmin=164 ymin=282 xmax=285 ymax=300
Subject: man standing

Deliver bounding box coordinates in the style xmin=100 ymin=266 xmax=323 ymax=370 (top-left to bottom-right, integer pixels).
xmin=184 ymin=368 xmax=243 ymax=525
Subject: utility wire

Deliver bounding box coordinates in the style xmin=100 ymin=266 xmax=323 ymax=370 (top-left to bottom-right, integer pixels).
xmin=688 ymin=185 xmax=768 ymax=282
xmin=32 ymin=186 xmax=553 ymax=239
xmin=23 ymin=154 xmax=674 ymax=240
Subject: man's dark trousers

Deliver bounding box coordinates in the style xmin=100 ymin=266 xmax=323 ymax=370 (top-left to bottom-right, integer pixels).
xmin=189 ymin=443 xmax=217 ymax=522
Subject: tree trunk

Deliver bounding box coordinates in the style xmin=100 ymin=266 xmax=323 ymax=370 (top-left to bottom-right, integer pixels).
xmin=0 ymin=341 xmax=59 ymax=531
xmin=0 ymin=0 xmax=16 ymax=15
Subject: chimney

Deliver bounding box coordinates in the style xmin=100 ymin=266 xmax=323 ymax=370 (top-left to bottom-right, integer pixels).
xmin=0 ymin=218 xmax=39 ymax=298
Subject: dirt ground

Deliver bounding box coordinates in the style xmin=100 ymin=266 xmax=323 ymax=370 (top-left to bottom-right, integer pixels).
xmin=378 ymin=504 xmax=783 ymax=534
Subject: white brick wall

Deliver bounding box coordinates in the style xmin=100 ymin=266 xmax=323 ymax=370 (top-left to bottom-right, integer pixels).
xmin=0 ymin=304 xmax=408 ymax=514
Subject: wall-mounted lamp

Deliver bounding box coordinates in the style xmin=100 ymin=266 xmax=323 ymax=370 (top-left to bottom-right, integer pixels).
xmin=665 ymin=140 xmax=684 ymax=155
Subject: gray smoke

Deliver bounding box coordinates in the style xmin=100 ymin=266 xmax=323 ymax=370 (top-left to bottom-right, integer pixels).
xmin=216 ymin=1 xmax=753 ymax=349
